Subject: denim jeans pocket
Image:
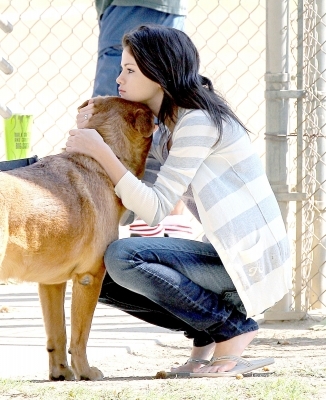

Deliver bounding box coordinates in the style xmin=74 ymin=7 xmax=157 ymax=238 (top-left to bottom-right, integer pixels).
xmin=222 ymin=291 xmax=246 ymax=315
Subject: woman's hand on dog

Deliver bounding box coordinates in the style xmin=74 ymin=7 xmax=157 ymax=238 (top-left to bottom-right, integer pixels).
xmin=66 ymin=128 xmax=127 ymax=185
xmin=76 ymin=99 xmax=95 ymax=128
xmin=66 ymin=128 xmax=105 ymax=160
xmin=67 ymin=97 xmax=128 ymax=185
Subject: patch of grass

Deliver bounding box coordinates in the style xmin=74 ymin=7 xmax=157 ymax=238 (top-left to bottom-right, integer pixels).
xmin=237 ymin=378 xmax=316 ymax=400
xmin=0 ymin=380 xmax=132 ymax=400
xmin=274 ymin=366 xmax=326 ymax=379
xmin=139 ymin=378 xmax=316 ymax=400
xmin=0 ymin=376 xmax=317 ymax=400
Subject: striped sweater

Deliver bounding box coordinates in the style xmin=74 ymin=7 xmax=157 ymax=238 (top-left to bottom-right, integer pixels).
xmin=115 ymin=108 xmax=292 ymax=318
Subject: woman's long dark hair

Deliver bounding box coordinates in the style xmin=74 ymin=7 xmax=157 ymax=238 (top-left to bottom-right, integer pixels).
xmin=122 ymin=24 xmax=248 ymax=137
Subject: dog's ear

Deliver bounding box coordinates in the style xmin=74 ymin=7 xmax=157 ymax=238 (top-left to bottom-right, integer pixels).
xmin=133 ymin=108 xmax=154 ymax=138
xmin=78 ymin=99 xmax=90 ymax=111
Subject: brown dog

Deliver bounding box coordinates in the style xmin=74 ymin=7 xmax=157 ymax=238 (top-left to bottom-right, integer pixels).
xmin=0 ymin=96 xmax=153 ymax=380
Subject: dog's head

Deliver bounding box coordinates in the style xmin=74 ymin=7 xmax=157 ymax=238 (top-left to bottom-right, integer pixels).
xmin=78 ymin=96 xmax=154 ymax=178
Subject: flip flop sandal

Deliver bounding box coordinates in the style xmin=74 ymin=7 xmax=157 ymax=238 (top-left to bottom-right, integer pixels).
xmin=166 ymin=356 xmax=274 ymax=378
xmin=186 ymin=358 xmax=210 ymax=365
xmin=190 ymin=356 xmax=274 ymax=377
xmin=168 ymin=358 xmax=210 ymax=376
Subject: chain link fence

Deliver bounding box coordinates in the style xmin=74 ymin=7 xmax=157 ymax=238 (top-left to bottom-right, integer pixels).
xmin=288 ymin=0 xmax=326 ymax=314
xmin=0 ymin=0 xmax=324 ymax=316
xmin=0 ymin=1 xmax=99 ymax=156
xmin=0 ymin=0 xmax=266 ymax=157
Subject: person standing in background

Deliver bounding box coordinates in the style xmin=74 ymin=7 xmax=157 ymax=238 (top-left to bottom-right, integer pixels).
xmin=93 ymin=0 xmax=192 ymax=239
xmin=93 ymin=1 xmax=187 ymax=97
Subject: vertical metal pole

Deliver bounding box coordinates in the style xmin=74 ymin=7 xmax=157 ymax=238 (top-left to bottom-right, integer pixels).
xmin=295 ymin=0 xmax=304 ymax=313
xmin=264 ymin=0 xmax=292 ymax=318
xmin=311 ymin=0 xmax=326 ymax=309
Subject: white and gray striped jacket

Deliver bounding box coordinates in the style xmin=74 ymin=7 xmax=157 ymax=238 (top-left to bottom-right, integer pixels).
xmin=115 ymin=108 xmax=292 ymax=318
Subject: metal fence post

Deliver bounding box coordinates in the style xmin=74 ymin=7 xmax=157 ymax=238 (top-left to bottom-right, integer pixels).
xmin=0 ymin=13 xmax=12 ymax=119
xmin=310 ymin=0 xmax=326 ymax=309
xmin=295 ymin=0 xmax=306 ymax=314
xmin=264 ymin=0 xmax=305 ymax=320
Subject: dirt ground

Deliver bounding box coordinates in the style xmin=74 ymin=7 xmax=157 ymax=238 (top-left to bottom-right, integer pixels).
xmin=80 ymin=314 xmax=326 ymax=400
xmin=1 ymin=283 xmax=326 ymax=399
xmin=95 ymin=315 xmax=326 ymax=385
xmin=32 ymin=313 xmax=325 ymax=400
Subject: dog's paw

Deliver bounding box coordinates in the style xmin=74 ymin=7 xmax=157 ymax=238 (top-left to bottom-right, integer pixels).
xmin=50 ymin=366 xmax=75 ymax=381
xmin=76 ymin=366 xmax=104 ymax=381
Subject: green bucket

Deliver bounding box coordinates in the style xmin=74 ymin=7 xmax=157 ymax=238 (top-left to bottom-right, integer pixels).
xmin=4 ymin=114 xmax=33 ymax=160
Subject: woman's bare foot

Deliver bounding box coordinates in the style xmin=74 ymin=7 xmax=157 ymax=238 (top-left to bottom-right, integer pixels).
xmin=170 ymin=342 xmax=216 ymax=373
xmin=197 ymin=330 xmax=258 ymax=373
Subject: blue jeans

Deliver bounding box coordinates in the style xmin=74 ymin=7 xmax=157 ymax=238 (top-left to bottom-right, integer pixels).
xmin=101 ymin=237 xmax=258 ymax=345
xmin=93 ymin=6 xmax=186 ymax=97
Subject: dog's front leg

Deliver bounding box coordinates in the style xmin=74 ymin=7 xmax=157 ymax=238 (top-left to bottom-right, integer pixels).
xmin=38 ymin=282 xmax=75 ymax=381
xmin=69 ymin=264 xmax=105 ymax=381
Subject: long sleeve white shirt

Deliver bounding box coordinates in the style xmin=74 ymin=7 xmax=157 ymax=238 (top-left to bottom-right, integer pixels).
xmin=115 ymin=108 xmax=292 ymax=318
